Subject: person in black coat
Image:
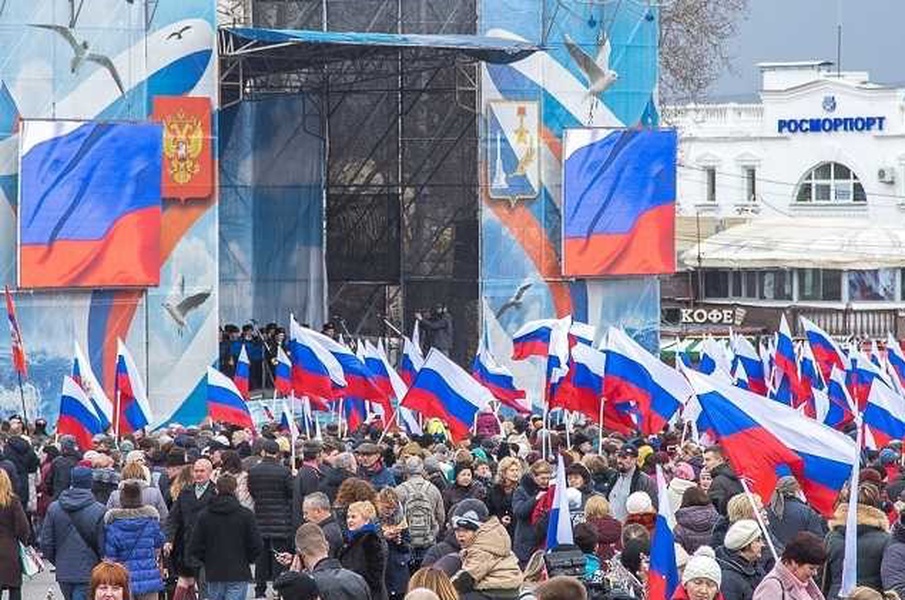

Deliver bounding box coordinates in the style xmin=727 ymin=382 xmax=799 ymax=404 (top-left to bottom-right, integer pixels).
xmin=247 ymin=439 xmax=295 ymax=598
xmin=48 ymin=437 xmax=82 ymax=500
xmin=164 ymin=458 xmax=215 ymax=586
xmin=512 ymin=461 xmax=552 ymax=566
xmin=303 ymin=491 xmax=344 ymax=558
xmin=2 ymin=422 xmax=39 ymax=505
xmin=421 ymin=527 xmax=461 ymax=567
xmin=704 ymin=446 xmax=744 ymax=516
xmin=716 ymin=520 xmax=766 ymax=600
xmin=188 ymin=474 xmax=263 ymax=598
xmin=293 ymin=440 xmax=324 ymax=529
xmin=282 ymin=522 xmax=372 ymax=600
xmin=319 ymin=453 xmax=357 ymax=503
xmin=339 ymin=500 xmax=388 ymax=600
xmin=765 ymin=475 xmax=827 ymax=547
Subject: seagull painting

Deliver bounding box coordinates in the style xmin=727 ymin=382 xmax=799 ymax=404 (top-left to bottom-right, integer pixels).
xmin=167 ymin=25 xmax=192 ymax=40
xmin=563 ymin=32 xmax=618 ymax=97
xmin=496 ymin=281 xmax=533 ymax=319
xmin=31 ymin=24 xmax=125 ymax=96
xmin=163 ymin=277 xmax=212 ymax=336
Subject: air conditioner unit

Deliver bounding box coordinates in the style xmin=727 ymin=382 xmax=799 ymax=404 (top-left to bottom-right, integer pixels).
xmin=878 ymin=166 xmax=896 ymax=184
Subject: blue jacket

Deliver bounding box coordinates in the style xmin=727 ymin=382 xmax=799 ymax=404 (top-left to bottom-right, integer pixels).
xmin=104 ymin=506 xmax=165 ymax=595
xmin=360 ymin=465 xmax=396 ymax=490
xmin=40 ymin=488 xmax=106 ymax=583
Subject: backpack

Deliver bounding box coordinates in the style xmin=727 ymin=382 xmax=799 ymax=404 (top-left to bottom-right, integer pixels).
xmin=405 ymin=479 xmax=436 ymax=549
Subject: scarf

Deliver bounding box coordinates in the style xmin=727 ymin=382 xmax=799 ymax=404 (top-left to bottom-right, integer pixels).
xmin=769 ymin=475 xmax=801 ymax=519
xmin=347 ymin=522 xmax=379 ymax=542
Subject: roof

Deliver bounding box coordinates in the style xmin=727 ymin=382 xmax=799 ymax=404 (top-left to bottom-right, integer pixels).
xmin=681 ymin=218 xmax=905 ymax=270
xmin=220 ymin=27 xmax=540 ymax=67
xmin=757 ymin=60 xmax=833 ymax=69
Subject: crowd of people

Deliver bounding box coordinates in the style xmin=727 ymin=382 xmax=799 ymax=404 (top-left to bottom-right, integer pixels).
xmin=0 ymin=408 xmax=902 ymax=600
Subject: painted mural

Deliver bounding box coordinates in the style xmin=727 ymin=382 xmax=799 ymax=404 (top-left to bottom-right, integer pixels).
xmin=0 ymin=1 xmax=218 ymax=426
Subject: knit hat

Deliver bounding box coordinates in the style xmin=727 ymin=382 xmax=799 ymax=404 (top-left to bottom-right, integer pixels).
xmin=566 ymin=487 xmax=582 ymax=511
xmin=273 ymin=571 xmax=320 ymax=600
xmin=120 ymin=481 xmax=143 ymax=509
xmin=682 ymin=546 xmax=721 ymax=587
xmin=60 ymin=435 xmax=77 ymax=452
xmin=70 ymin=466 xmax=92 ymax=489
xmin=625 ymin=491 xmax=653 ymax=515
xmin=674 ymin=462 xmax=695 ymax=482
xmin=674 ymin=543 xmax=690 ymax=570
xmin=724 ymin=519 xmax=762 ymax=551
xmin=451 ymin=498 xmax=489 ymax=530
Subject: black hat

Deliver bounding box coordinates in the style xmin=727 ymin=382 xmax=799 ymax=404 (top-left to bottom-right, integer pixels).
xmin=451 ymin=498 xmax=489 ymax=531
xmin=261 ymin=439 xmax=281 ymax=455
xmin=273 ymin=572 xmax=319 ymax=600
xmin=617 ymin=445 xmax=639 ymax=458
xmin=166 ymin=448 xmax=187 ymax=468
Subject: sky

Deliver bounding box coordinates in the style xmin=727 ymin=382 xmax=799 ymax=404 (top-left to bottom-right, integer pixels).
xmin=710 ymin=0 xmax=905 ymax=100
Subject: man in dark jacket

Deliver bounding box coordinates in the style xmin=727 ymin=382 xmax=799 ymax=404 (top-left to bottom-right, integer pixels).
xmin=416 ymin=305 xmax=453 ymax=356
xmin=319 ymin=452 xmax=356 ymax=503
xmin=882 ymin=512 xmax=905 ymax=597
xmin=48 ymin=435 xmax=82 ymax=499
xmin=355 ymin=442 xmax=395 ymax=490
xmin=248 ymin=438 xmax=295 ymax=598
xmin=277 ymin=522 xmax=371 ymax=600
xmin=293 ymin=440 xmax=324 ymax=528
xmin=303 ymin=492 xmax=344 ymax=557
xmin=704 ymin=445 xmax=744 ymax=515
xmin=165 ymin=457 xmax=215 ymax=595
xmin=606 ymin=445 xmax=657 ymax=522
xmin=40 ymin=466 xmax=106 ymax=600
xmin=3 ymin=417 xmax=39 ymax=505
xmin=189 ymin=474 xmax=264 ymax=600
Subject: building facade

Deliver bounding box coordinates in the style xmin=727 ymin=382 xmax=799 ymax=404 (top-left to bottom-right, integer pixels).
xmin=663 ymin=61 xmax=905 ymax=339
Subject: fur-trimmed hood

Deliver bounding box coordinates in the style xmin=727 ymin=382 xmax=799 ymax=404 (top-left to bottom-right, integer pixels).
xmin=104 ymin=505 xmax=160 ymax=524
xmin=829 ymin=503 xmax=889 ymax=532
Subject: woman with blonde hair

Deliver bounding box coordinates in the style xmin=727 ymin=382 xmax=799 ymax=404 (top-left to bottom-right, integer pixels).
xmin=340 ymin=500 xmax=388 ymax=600
xmin=487 ymin=456 xmax=522 ymax=537
xmin=584 ymin=495 xmax=622 ymax=560
xmin=375 ymin=487 xmax=411 ymax=600
xmin=408 ymin=567 xmax=458 ymax=600
xmin=106 ymin=461 xmax=168 ymax=521
xmin=0 ymin=469 xmax=29 ymax=600
xmin=512 ymin=459 xmax=553 ymax=565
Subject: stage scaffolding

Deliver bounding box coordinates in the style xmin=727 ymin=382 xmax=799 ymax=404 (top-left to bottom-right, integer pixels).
xmin=219 ymin=0 xmax=537 ymax=362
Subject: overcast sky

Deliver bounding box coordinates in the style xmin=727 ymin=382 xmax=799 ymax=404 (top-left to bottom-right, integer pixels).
xmin=710 ymin=0 xmax=905 ymax=100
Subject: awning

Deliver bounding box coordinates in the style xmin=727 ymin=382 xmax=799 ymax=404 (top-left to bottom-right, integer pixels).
xmin=681 ymin=218 xmax=905 ymax=270
xmin=220 ymin=27 xmax=540 ymax=67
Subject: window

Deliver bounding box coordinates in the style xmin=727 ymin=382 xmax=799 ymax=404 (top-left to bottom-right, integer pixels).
xmin=798 ymin=269 xmax=842 ymax=301
xmin=759 ymin=270 xmax=792 ymax=300
xmin=849 ymin=269 xmax=895 ymax=301
xmin=795 ymin=162 xmax=866 ymax=203
xmin=706 ymin=167 xmax=716 ymax=203
xmin=703 ymin=270 xmax=729 ymax=298
xmin=745 ymin=166 xmax=757 ymax=202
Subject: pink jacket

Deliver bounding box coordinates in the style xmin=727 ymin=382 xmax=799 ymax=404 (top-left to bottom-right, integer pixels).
xmin=753 ymin=562 xmax=824 ymax=600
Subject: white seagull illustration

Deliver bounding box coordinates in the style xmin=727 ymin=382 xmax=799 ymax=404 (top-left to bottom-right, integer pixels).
xmin=563 ymin=32 xmax=618 ymax=96
xmin=31 ymin=24 xmax=125 ymax=96
xmin=163 ymin=278 xmax=212 ymax=336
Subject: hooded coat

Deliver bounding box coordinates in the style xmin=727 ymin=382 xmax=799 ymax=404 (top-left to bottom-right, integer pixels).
xmin=766 ymin=495 xmax=826 ymax=548
xmin=40 ymin=487 xmax=106 ymax=583
xmin=3 ymin=436 xmax=38 ymax=504
xmin=339 ymin=523 xmax=388 ymax=600
xmin=716 ymin=545 xmax=765 ymax=600
xmin=675 ymin=504 xmax=720 ymax=554
xmin=708 ymin=462 xmax=744 ymax=515
xmin=453 ymin=517 xmax=523 ymax=594
xmin=823 ymin=503 xmax=890 ymax=599
xmin=104 ymin=506 xmax=165 ymax=595
xmin=188 ymin=493 xmax=263 ymax=582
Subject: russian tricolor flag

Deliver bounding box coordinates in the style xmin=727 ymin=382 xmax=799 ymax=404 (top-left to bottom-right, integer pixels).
xmin=401 ymin=348 xmax=492 ymax=441
xmin=647 ymin=465 xmax=679 ymax=600
xmin=58 ymin=375 xmax=103 ymax=451
xmin=731 ymin=335 xmax=767 ymax=395
xmin=800 ymin=316 xmax=850 ymax=383
xmin=545 ymin=455 xmax=574 ymax=549
xmin=399 ymin=335 xmax=424 ymax=387
xmin=511 ymin=319 xmax=555 ymax=360
xmin=72 ymin=341 xmax=113 ymax=431
xmin=362 ymin=340 xmax=395 ymax=401
xmin=848 ymin=352 xmax=893 ymax=410
xmin=825 ymin=366 xmax=856 ymax=430
xmin=886 ymin=334 xmax=905 ymax=392
xmin=685 ymin=368 xmax=856 ymax=517
xmin=862 ymin=380 xmax=905 ymax=448
xmin=4 ymin=286 xmax=26 ymax=377
xmin=471 ymin=336 xmax=528 ymax=413
xmin=775 ymin=315 xmax=802 ymax=398
xmin=206 ymin=367 xmax=254 ymax=429
xmin=114 ymin=339 xmax=152 ymax=435
xmin=234 ymin=344 xmax=250 ymax=400
xmin=569 ymin=321 xmax=596 ymax=347
xmin=289 ymin=315 xmax=346 ymax=400
xmin=274 ymin=346 xmax=292 ymax=396
xmin=603 ymin=327 xmax=693 ymax=435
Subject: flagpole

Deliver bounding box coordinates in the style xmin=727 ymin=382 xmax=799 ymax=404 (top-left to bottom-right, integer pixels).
xmin=15 ymin=371 xmax=28 ymax=429
xmin=598 ymin=397 xmax=605 ymax=455
xmin=564 ymin=409 xmax=571 ymax=449
xmin=376 ymin=408 xmax=400 ymax=444
xmin=739 ymin=477 xmax=779 ymax=564
xmin=114 ymin=389 xmax=121 ymax=440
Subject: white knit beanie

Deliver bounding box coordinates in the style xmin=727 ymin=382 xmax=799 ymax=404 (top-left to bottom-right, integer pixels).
xmin=682 ymin=546 xmax=722 ymax=587
xmin=625 ymin=490 xmax=653 ymax=515
xmin=724 ymin=519 xmax=762 ymax=551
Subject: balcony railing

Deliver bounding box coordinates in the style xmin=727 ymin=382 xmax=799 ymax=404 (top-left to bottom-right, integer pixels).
xmin=793 ymin=308 xmax=898 ymax=338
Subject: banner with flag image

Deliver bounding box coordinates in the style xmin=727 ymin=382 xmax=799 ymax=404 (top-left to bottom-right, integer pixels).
xmin=234 ymin=344 xmax=250 ymax=400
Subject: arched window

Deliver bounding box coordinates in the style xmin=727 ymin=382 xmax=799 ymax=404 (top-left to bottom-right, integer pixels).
xmin=795 ymin=162 xmax=866 ymax=203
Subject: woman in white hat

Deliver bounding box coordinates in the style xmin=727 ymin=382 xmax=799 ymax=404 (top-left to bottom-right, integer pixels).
xmin=716 ymin=519 xmax=766 ymax=600
xmin=672 ymin=546 xmax=725 ymax=600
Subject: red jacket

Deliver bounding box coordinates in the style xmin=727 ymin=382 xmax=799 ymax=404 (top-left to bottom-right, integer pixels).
xmin=671 ymin=585 xmax=725 ymax=600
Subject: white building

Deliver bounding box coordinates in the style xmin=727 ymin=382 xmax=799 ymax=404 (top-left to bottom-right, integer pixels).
xmin=663 ymin=61 xmax=905 ymax=337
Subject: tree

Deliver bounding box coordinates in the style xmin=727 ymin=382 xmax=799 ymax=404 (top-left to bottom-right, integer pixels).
xmin=659 ymin=0 xmax=749 ymax=102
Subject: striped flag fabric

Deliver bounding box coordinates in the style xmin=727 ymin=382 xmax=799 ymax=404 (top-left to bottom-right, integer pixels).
xmin=234 ymin=344 xmax=250 ymax=400
xmin=57 ymin=375 xmax=104 ymax=451
xmin=72 ymin=341 xmax=112 ymax=431
xmin=115 ymin=338 xmax=153 ymax=435
xmin=545 ymin=454 xmax=574 ymax=549
xmin=648 ymin=465 xmax=679 ymax=600
xmin=4 ymin=286 xmax=26 ymax=377
xmin=840 ymin=422 xmax=862 ymax=598
xmin=206 ymin=367 xmax=254 ymax=429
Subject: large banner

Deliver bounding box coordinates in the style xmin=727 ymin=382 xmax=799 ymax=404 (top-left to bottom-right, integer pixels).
xmin=479 ymin=0 xmax=662 ymax=406
xmin=0 ymin=2 xmax=218 ymax=425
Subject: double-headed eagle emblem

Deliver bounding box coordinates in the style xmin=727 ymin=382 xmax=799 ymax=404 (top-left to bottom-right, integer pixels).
xmin=162 ymin=109 xmax=204 ymax=186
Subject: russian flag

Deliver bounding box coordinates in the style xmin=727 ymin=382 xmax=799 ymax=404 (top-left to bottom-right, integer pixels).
xmin=552 ymin=343 xmax=635 ymax=433
xmin=274 ymin=346 xmax=292 ymax=396
xmin=562 ymin=128 xmax=677 ymax=277
xmin=57 ymin=375 xmax=103 ymax=451
xmin=399 ymin=335 xmax=424 ymax=387
xmin=545 ymin=454 xmax=574 ymax=549
xmin=862 ymin=380 xmax=905 ymax=448
xmin=800 ymin=316 xmax=850 ymax=383
xmin=798 ymin=342 xmax=826 ymax=417
xmin=647 ymin=465 xmax=679 ymax=600
xmin=731 ymin=335 xmax=767 ymax=395
xmin=401 ymin=349 xmax=492 ymax=441
xmin=18 ymin=120 xmax=162 ymax=288
xmin=206 ymin=367 xmax=254 ymax=429
xmin=685 ymin=368 xmax=856 ymax=517
xmin=733 ymin=360 xmax=750 ymax=391
xmin=886 ymin=334 xmax=905 ymax=391
xmin=471 ymin=337 xmax=528 ymax=413
xmin=849 ymin=353 xmax=893 ymax=410
xmin=114 ymin=339 xmax=153 ymax=435
xmin=775 ymin=315 xmax=802 ymax=397
xmin=234 ymin=344 xmax=250 ymax=400
xmin=602 ymin=327 xmax=693 ymax=435
xmin=825 ymin=366 xmax=856 ymax=430
xmin=280 ymin=400 xmax=300 ymax=442
xmin=511 ymin=319 xmax=555 ymax=360
xmin=289 ymin=315 xmax=346 ymax=400
xmin=362 ymin=340 xmax=395 ymax=401
xmin=73 ymin=341 xmax=113 ymax=431
xmin=569 ymin=321 xmax=596 ymax=347
xmin=343 ymin=397 xmax=368 ymax=432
